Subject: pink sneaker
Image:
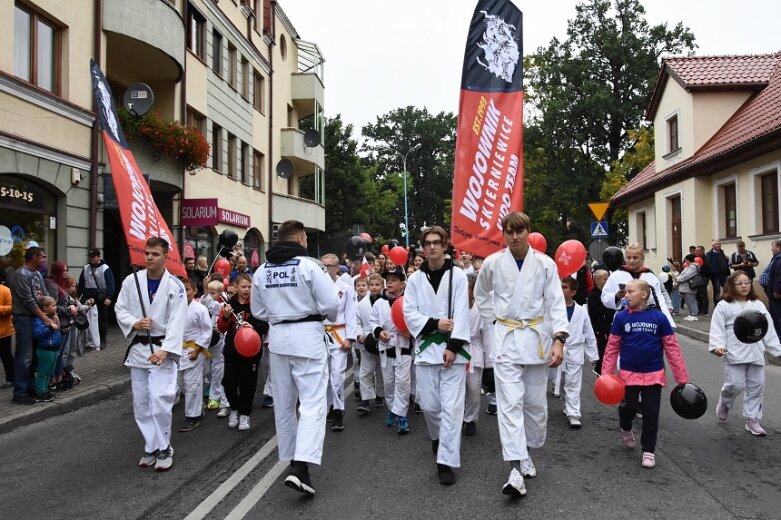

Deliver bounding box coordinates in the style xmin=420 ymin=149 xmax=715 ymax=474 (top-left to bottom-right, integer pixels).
xmin=621 ymin=429 xmax=636 ymax=449
xmin=716 ymin=399 xmax=728 ymax=421
xmin=745 ymin=418 xmax=767 ymax=436
xmin=641 ymin=452 xmax=656 ymax=468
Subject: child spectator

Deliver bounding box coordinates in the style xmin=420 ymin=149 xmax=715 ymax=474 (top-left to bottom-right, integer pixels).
xmin=32 ymin=296 xmax=62 ymax=402
xmin=709 ymin=271 xmax=781 ymax=436
xmin=602 ymin=279 xmax=689 ymax=469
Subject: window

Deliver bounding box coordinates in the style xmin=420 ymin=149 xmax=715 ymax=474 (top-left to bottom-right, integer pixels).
xmin=240 ymin=142 xmax=249 ymax=183
xmin=280 ymin=34 xmax=287 ymax=61
xmin=212 ymin=30 xmax=223 ymax=76
xmin=667 ymin=115 xmax=679 ymax=153
xmin=253 ymin=71 xmax=265 ymax=114
xmin=724 ymin=183 xmax=737 ymax=238
xmin=14 ymin=4 xmax=60 ymax=94
xmin=186 ymin=107 xmax=205 ymax=134
xmin=253 ymin=149 xmax=265 ymax=191
xmin=637 ymin=211 xmax=647 ymax=250
xmin=761 ymin=172 xmax=779 ymax=234
xmin=187 ymin=4 xmax=206 ymax=60
xmin=212 ymin=123 xmax=222 ymax=172
xmin=227 ymin=133 xmax=237 ymax=178
xmin=253 ymin=0 xmax=262 ymax=29
xmin=228 ymin=44 xmax=237 ymax=89
xmin=287 ymin=104 xmax=295 ymax=127
xmin=241 ymin=57 xmax=250 ymax=99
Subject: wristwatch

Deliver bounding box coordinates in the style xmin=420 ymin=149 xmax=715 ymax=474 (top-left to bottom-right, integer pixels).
xmin=553 ymin=334 xmax=567 ymax=344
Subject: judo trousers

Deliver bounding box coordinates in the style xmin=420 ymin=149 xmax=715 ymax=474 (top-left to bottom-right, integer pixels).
xmin=382 ymin=353 xmax=411 ymax=417
xmin=720 ymin=363 xmax=765 ymax=419
xmin=558 ymin=362 xmax=584 ymax=418
xmin=131 ymin=360 xmax=177 ymax=453
xmin=494 ymin=362 xmax=548 ymax=461
xmin=271 ymin=352 xmax=329 ymax=465
xmin=177 ymin=354 xmax=205 ymax=419
xmin=358 ymin=346 xmax=384 ymax=401
xmin=464 ymin=366 xmax=483 ymax=423
xmin=326 ymin=343 xmax=348 ymax=411
xmin=207 ymin=338 xmax=228 ymax=405
xmin=416 ymin=364 xmax=466 ymax=468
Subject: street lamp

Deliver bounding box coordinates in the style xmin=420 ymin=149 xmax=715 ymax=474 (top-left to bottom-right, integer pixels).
xmin=401 ymin=143 xmax=422 ymax=248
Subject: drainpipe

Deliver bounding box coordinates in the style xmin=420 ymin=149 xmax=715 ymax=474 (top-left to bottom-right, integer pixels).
xmin=267 ymin=3 xmax=275 ymax=247
xmin=180 ymin=1 xmax=188 ymax=250
xmin=89 ymin=0 xmax=103 ymax=249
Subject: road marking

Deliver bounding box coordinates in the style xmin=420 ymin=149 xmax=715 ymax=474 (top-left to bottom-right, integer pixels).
xmin=184 ymin=368 xmax=355 ymax=520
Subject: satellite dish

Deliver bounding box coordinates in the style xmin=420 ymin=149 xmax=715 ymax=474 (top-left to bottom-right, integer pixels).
xmin=303 ymin=128 xmax=321 ymax=148
xmin=123 ymin=83 xmax=155 ymax=116
xmin=276 ymin=159 xmax=294 ymax=179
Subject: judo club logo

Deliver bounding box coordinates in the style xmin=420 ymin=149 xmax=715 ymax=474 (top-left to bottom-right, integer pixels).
xmin=476 ymin=10 xmax=520 ymax=83
xmin=625 ymin=322 xmax=632 ymax=333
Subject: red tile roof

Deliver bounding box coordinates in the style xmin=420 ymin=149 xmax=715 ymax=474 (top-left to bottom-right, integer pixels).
xmin=614 ymin=53 xmax=781 ymax=206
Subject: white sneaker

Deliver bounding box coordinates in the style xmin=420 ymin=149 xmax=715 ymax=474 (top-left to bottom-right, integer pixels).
xmin=155 ymin=445 xmax=174 ymax=472
xmin=138 ymin=451 xmax=157 ymax=468
xmin=217 ymin=407 xmax=230 ymax=418
xmin=501 ymin=468 xmax=526 ymax=497
xmin=716 ymin=399 xmax=728 ymax=421
xmin=683 ymin=315 xmax=699 ymax=321
xmin=568 ymin=416 xmax=582 ymax=429
xmin=228 ymin=410 xmax=239 ymax=428
xmin=519 ymin=458 xmax=536 ymax=478
xmin=238 ymin=415 xmax=251 ymax=431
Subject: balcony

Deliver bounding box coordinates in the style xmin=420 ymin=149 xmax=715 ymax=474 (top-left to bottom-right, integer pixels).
xmin=291 ymin=74 xmax=324 ymax=120
xmin=103 ymin=0 xmax=185 ymax=82
xmin=272 ymin=192 xmax=325 ymax=232
xmin=280 ymin=128 xmax=325 ymax=173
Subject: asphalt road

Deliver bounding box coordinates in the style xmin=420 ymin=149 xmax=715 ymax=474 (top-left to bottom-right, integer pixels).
xmin=1 ymin=335 xmax=780 ymax=520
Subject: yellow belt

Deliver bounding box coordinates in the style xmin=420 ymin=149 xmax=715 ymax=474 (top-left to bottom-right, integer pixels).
xmin=325 ymin=324 xmax=346 ymax=344
xmin=183 ymin=340 xmax=211 ymax=359
xmin=496 ymin=316 xmax=546 ymax=359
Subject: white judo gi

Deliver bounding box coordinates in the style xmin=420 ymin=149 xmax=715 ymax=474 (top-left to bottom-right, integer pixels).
xmin=404 ymin=264 xmax=470 ymax=468
xmin=115 ymin=269 xmax=187 ymax=455
xmin=323 ymin=276 xmax=357 ymax=412
xmin=602 ymin=269 xmax=675 ymax=328
xmin=370 ymin=293 xmax=412 ymax=418
xmin=177 ymin=299 xmax=213 ymax=419
xmin=553 ymin=303 xmax=599 ymax=419
xmin=474 ymin=248 xmax=568 ymax=462
xmin=356 ymin=294 xmax=384 ymax=402
xmin=251 ymin=255 xmax=339 ymax=465
xmin=709 ymin=299 xmax=781 ymax=419
xmin=465 ymin=304 xmax=492 ymax=423
xmin=199 ymin=294 xmax=229 ymax=408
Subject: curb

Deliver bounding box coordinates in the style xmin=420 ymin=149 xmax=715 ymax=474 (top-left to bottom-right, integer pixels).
xmin=0 ymin=377 xmax=131 ymax=435
xmin=674 ymin=324 xmax=709 ymax=343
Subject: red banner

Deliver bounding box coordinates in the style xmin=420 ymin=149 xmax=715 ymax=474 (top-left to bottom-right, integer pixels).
xmin=451 ymin=0 xmax=524 ymax=259
xmin=91 ymin=61 xmax=186 ymax=277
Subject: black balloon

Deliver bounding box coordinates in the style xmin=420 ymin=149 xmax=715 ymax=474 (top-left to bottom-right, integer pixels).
xmin=388 ymin=239 xmax=400 ymax=249
xmin=670 ymin=383 xmax=708 ymax=420
xmin=345 ymin=236 xmax=366 ymax=260
xmin=217 ymin=229 xmax=239 ymax=257
xmin=602 ymin=246 xmax=624 ymax=271
xmin=362 ymin=238 xmax=372 ymax=252
xmin=733 ymin=309 xmax=768 ymax=343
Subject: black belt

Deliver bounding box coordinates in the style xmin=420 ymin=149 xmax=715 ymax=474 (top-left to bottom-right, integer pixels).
xmin=384 ymin=347 xmax=411 ymax=358
xmin=130 ymin=335 xmax=165 ymax=346
xmin=277 ymin=314 xmax=325 ymax=324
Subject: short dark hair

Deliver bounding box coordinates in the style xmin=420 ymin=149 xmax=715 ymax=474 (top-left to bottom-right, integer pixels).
xmin=420 ymin=225 xmax=449 ymax=246
xmin=501 ymin=212 xmax=530 ymax=233
xmin=180 ymin=277 xmax=198 ymax=290
xmin=561 ymin=276 xmax=578 ymax=291
xmin=277 ymin=220 xmax=305 ymax=242
xmin=146 ymin=236 xmax=169 ymax=253
xmin=88 ymin=248 xmax=101 ymax=257
xmin=25 ymin=247 xmax=43 ymax=261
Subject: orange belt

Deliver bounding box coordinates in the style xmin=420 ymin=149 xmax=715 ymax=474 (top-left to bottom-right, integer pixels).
xmin=325 ymin=324 xmax=346 ymax=344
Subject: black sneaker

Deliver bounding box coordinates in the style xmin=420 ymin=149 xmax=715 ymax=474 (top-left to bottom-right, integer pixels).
xmin=413 ymin=403 xmax=423 ymax=414
xmin=262 ymin=395 xmax=274 ymax=408
xmin=437 ymin=464 xmax=456 ymax=485
xmin=486 ymin=404 xmax=497 ymax=415
xmin=356 ymin=401 xmax=371 ymax=414
xmin=326 ymin=406 xmax=334 ymax=422
xmin=463 ymin=421 xmax=477 ymax=436
xmin=432 ymin=439 xmax=439 ymax=454
xmin=36 ymin=392 xmax=55 ymax=402
xmin=178 ymin=418 xmax=200 ymax=432
xmin=331 ymin=410 xmax=345 ymax=431
xmin=284 ymin=461 xmax=315 ymax=495
xmin=374 ymin=397 xmax=385 ymax=408
xmin=12 ymin=395 xmax=36 ymax=405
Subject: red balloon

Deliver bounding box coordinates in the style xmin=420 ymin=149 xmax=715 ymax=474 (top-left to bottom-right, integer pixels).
xmin=389 ymin=246 xmax=408 ymax=267
xmin=380 ymin=244 xmax=389 ymax=255
xmin=554 ymin=239 xmax=587 ymax=278
xmin=360 ymin=232 xmax=373 ymax=243
xmin=528 ymin=232 xmax=547 ymax=252
xmin=594 ymin=374 xmax=625 ymax=405
xmin=391 ymin=296 xmax=409 ymax=333
xmin=235 ymin=326 xmax=261 ymax=357
xmin=223 ymin=277 xmax=230 ymax=291
xmin=214 ymin=258 xmax=231 ymax=277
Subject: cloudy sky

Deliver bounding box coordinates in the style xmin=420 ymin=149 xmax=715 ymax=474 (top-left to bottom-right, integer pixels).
xmin=278 ymin=0 xmax=780 ymax=131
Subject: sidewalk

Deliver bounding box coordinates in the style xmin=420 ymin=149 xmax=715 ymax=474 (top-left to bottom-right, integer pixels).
xmin=0 ymin=309 xmax=713 ymax=435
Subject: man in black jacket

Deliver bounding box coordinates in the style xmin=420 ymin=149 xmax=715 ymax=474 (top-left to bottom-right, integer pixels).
xmin=77 ymin=249 xmax=115 ymax=349
xmin=706 ymin=240 xmax=731 ymax=305
xmin=694 ymin=245 xmax=711 ymax=315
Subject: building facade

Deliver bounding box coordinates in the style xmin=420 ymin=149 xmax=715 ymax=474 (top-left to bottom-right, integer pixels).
xmin=0 ymin=0 xmax=325 ymax=283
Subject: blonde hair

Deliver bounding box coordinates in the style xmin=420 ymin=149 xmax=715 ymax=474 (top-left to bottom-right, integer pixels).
xmin=625 ymin=243 xmax=644 ymax=256
xmin=592 ymin=269 xmax=609 ymax=283
xmin=207 ymin=280 xmax=224 ymax=293
xmin=626 ymin=279 xmax=651 ymax=310
xmin=367 ymin=273 xmax=384 ymax=285
xmin=38 ymin=295 xmax=57 ymax=310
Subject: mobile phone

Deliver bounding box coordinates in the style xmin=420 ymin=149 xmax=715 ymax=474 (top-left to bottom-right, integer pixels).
xmin=618 ymin=283 xmax=626 ymax=291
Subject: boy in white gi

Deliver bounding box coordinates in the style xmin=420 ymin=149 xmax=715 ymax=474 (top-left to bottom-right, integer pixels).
xmin=474 ymin=212 xmax=568 ymax=497
xmin=251 ymin=220 xmax=339 ymax=496
xmin=464 ymin=272 xmax=491 ymax=436
xmin=115 ymin=237 xmax=187 ymax=472
xmin=404 ymin=226 xmax=470 ymax=486
xmin=554 ymin=276 xmax=599 ymax=429
xmin=200 ymin=279 xmax=231 ymax=417
xmin=356 ymin=273 xmax=385 ymax=414
xmin=177 ymin=277 xmax=213 ymax=432
xmin=321 ymin=253 xmax=357 ymax=432
xmin=370 ymin=267 xmax=412 ymax=433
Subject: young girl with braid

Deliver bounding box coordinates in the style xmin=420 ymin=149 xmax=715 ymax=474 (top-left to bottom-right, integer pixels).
xmin=601 ymin=279 xmax=689 ymax=469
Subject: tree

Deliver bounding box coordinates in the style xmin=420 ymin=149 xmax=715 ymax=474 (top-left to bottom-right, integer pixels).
xmin=523 ymin=0 xmax=696 ymax=247
xmin=362 ymin=106 xmax=457 ymax=240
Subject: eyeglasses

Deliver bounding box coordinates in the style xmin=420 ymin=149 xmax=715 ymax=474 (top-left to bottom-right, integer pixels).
xmin=733 ymin=281 xmax=752 ymax=286
xmin=423 ymin=240 xmax=443 ymax=248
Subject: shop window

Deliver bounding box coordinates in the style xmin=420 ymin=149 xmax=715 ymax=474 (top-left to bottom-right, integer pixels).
xmin=0 ymin=176 xmax=57 ymax=271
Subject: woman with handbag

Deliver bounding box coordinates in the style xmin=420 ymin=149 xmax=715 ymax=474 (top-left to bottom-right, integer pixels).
xmin=677 ymin=256 xmax=704 ymax=321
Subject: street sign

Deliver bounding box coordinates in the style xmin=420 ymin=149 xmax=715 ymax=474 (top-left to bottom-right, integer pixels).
xmin=588 ymin=202 xmax=610 ymax=221
xmin=591 ymin=220 xmax=609 ymax=238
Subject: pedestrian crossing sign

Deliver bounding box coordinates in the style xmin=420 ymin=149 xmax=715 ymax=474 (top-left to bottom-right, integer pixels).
xmin=591 ymin=221 xmax=608 ymax=238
